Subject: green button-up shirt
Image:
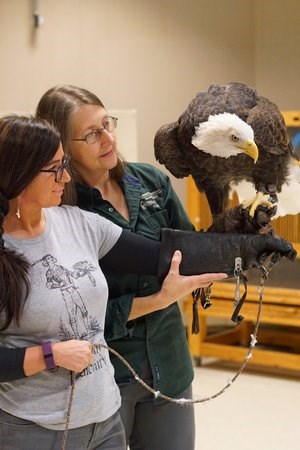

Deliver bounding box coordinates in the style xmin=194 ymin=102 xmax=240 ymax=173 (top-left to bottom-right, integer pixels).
xmin=76 ymin=162 xmax=194 ymax=398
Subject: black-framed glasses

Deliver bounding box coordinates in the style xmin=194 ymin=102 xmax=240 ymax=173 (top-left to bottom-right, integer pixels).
xmin=72 ymin=116 xmax=118 ymax=145
xmin=40 ymin=154 xmax=70 ymax=183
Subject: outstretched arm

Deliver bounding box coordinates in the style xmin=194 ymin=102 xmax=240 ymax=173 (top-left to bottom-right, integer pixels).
xmin=128 ymin=250 xmax=226 ymax=320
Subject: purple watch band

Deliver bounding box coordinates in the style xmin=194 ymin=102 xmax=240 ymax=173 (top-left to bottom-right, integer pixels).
xmin=42 ymin=341 xmax=57 ymax=371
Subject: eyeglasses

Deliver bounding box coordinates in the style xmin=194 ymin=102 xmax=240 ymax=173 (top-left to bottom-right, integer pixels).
xmin=72 ymin=116 xmax=118 ymax=145
xmin=40 ymin=154 xmax=70 ymax=183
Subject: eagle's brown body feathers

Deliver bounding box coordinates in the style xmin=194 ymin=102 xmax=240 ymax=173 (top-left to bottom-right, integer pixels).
xmin=154 ymin=83 xmax=295 ymax=223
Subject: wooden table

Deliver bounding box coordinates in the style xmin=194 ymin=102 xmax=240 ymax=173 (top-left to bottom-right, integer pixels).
xmin=184 ymin=252 xmax=300 ymax=371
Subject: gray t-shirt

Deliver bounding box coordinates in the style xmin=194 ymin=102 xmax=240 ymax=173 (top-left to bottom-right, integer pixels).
xmin=0 ymin=206 xmax=122 ymax=430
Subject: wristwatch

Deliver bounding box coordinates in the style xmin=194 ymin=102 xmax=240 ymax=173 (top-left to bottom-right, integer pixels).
xmin=42 ymin=341 xmax=58 ymax=372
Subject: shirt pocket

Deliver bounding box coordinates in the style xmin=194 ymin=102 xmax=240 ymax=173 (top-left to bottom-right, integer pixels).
xmin=144 ymin=210 xmax=170 ymax=238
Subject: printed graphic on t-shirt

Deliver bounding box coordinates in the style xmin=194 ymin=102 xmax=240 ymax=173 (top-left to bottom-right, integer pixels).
xmin=32 ymin=254 xmax=100 ymax=340
xmin=32 ymin=254 xmax=111 ymax=378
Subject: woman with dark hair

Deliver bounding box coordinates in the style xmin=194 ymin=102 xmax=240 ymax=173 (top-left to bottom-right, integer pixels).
xmin=0 ymin=115 xmax=235 ymax=449
xmin=36 ymin=85 xmax=295 ymax=450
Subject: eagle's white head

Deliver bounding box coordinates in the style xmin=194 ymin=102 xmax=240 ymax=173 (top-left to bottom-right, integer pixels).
xmin=191 ymin=112 xmax=258 ymax=162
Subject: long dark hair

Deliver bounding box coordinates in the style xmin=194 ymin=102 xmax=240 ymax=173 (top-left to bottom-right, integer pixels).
xmin=0 ymin=115 xmax=61 ymax=330
xmin=36 ymin=85 xmax=126 ymax=204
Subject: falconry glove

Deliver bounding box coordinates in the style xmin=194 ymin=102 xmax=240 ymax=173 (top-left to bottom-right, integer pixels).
xmin=158 ymin=229 xmax=296 ymax=329
xmin=157 ymin=229 xmax=296 ymax=280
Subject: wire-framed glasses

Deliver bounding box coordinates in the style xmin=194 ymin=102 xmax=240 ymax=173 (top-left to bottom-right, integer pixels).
xmin=40 ymin=154 xmax=70 ymax=183
xmin=72 ymin=116 xmax=118 ymax=145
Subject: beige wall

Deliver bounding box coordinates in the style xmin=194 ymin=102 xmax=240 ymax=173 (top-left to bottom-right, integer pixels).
xmin=0 ymin=0 xmax=299 ymax=204
xmin=255 ymin=0 xmax=300 ymax=109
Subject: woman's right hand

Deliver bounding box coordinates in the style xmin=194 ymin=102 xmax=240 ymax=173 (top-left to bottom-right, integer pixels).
xmin=52 ymin=340 xmax=93 ymax=372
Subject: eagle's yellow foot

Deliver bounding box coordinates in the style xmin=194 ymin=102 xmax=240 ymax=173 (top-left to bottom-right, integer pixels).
xmin=242 ymin=192 xmax=274 ymax=217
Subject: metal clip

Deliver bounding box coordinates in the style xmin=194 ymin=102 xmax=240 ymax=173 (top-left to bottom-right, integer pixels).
xmin=234 ymin=257 xmax=242 ymax=277
xmin=234 ymin=257 xmax=242 ymax=307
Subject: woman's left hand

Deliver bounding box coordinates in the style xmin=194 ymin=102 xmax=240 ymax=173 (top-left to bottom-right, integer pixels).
xmin=156 ymin=250 xmax=227 ymax=308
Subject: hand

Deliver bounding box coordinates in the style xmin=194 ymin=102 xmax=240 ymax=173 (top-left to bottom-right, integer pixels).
xmin=241 ymin=234 xmax=297 ymax=269
xmin=52 ymin=340 xmax=93 ymax=372
xmin=157 ymin=250 xmax=227 ymax=308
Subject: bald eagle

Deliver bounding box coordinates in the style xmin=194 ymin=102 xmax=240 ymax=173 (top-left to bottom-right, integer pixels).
xmin=154 ymin=82 xmax=300 ymax=227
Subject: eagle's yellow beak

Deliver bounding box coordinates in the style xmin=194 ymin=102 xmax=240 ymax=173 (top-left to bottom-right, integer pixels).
xmin=292 ymin=157 xmax=300 ymax=167
xmin=240 ymin=139 xmax=259 ymax=163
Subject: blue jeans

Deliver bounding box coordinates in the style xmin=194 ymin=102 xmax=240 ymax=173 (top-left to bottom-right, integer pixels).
xmin=0 ymin=409 xmax=126 ymax=450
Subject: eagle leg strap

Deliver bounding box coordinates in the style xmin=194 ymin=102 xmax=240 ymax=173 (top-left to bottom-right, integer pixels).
xmin=201 ymin=285 xmax=213 ymax=309
xmin=231 ymin=257 xmax=248 ymax=324
xmin=191 ymin=289 xmax=200 ymax=334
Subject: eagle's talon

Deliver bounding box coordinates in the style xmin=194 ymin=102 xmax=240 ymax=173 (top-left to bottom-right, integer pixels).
xmin=242 ymin=192 xmax=275 ymax=217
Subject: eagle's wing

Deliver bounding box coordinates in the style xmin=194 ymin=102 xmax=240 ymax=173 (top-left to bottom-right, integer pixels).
xmin=154 ymin=91 xmax=214 ymax=178
xmin=247 ymin=96 xmax=294 ymax=157
xmin=241 ymin=95 xmax=295 ymax=198
xmin=154 ymin=122 xmax=191 ymax=178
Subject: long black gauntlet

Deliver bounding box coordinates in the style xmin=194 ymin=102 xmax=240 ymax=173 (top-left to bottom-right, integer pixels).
xmin=158 ymin=229 xmax=295 ymax=280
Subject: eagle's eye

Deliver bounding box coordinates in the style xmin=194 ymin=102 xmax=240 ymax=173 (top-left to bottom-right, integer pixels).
xmin=231 ymin=134 xmax=239 ymax=142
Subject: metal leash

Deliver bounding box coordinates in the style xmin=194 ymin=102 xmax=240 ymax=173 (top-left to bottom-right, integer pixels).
xmin=61 ymin=263 xmax=271 ymax=450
